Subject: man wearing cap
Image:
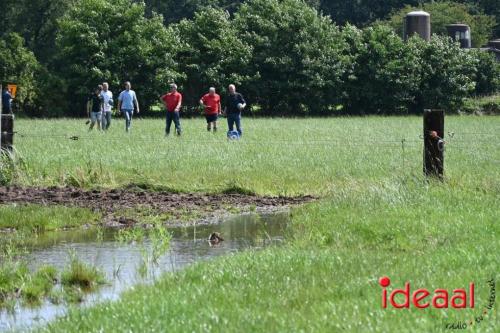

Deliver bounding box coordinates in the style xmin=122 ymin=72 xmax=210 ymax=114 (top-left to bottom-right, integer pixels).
xmin=224 ymin=84 xmax=246 ymax=137
xmin=161 ymin=83 xmax=183 ymax=136
xmin=200 ymin=87 xmax=222 ymax=132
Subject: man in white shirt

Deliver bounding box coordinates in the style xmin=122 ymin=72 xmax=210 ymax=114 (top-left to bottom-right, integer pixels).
xmin=101 ymin=82 xmax=113 ymax=130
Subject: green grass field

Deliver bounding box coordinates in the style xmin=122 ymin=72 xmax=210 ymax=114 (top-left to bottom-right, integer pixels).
xmin=10 ymin=116 xmax=500 ymax=196
xmin=0 ymin=205 xmax=99 ymax=233
xmin=1 ymin=116 xmax=499 ymax=332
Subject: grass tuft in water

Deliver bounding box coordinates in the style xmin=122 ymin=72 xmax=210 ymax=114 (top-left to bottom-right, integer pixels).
xmin=0 ymin=261 xmax=59 ymax=308
xmin=61 ymin=255 xmax=105 ymax=291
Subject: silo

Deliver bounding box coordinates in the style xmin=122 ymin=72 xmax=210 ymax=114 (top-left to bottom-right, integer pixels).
xmin=404 ymin=11 xmax=431 ymax=42
xmin=446 ymin=24 xmax=471 ymax=48
xmin=488 ymin=39 xmax=500 ymax=49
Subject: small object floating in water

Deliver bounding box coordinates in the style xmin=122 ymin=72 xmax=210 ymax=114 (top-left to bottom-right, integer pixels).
xmin=209 ymin=232 xmax=224 ymax=245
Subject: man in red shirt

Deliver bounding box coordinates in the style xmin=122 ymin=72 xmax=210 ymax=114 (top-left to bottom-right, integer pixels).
xmin=199 ymin=87 xmax=222 ymax=132
xmin=160 ymin=83 xmax=182 ymax=136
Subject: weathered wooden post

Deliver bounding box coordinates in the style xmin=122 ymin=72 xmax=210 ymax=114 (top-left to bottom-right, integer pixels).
xmin=1 ymin=114 xmax=14 ymax=152
xmin=423 ymin=109 xmax=445 ymax=178
xmin=0 ymin=83 xmax=2 ymax=151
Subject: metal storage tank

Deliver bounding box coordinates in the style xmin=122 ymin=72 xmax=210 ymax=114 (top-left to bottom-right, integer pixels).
xmin=488 ymin=39 xmax=500 ymax=49
xmin=446 ymin=24 xmax=471 ymax=48
xmin=404 ymin=10 xmax=431 ymax=42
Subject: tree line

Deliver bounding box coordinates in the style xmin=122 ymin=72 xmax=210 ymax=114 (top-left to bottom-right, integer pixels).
xmin=0 ymin=0 xmax=499 ymax=117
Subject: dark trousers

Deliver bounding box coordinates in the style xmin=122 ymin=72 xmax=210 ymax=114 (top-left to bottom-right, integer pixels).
xmin=166 ymin=111 xmax=181 ymax=135
xmin=227 ymin=113 xmax=242 ymax=136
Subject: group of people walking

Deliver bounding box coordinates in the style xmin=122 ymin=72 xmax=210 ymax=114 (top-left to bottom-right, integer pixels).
xmin=87 ymin=81 xmax=137 ymax=132
xmin=87 ymin=82 xmax=246 ymax=137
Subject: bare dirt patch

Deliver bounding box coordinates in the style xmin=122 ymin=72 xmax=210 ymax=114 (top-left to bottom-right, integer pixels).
xmin=0 ymin=186 xmax=315 ymax=227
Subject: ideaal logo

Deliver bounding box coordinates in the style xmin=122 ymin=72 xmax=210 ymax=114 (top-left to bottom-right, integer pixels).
xmin=379 ymin=276 xmax=474 ymax=309
xmin=378 ymin=277 xmax=496 ymax=330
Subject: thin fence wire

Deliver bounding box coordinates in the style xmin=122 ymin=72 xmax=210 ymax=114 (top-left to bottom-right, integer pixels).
xmin=4 ymin=134 xmax=498 ymax=175
xmin=5 ymin=131 xmax=499 ymax=150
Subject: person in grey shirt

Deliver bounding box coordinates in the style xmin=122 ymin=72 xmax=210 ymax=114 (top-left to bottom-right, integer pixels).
xmin=100 ymin=82 xmax=113 ymax=130
xmin=117 ymin=81 xmax=140 ymax=132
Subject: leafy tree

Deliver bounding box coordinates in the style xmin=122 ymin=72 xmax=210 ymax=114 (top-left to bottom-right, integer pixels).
xmin=173 ymin=8 xmax=254 ymax=106
xmin=342 ymin=24 xmax=422 ymax=114
xmin=143 ymin=0 xmax=322 ymax=24
xmin=142 ymin=0 xmax=244 ymax=24
xmin=455 ymin=0 xmax=500 ymax=37
xmin=387 ymin=2 xmax=496 ymax=47
xmin=410 ymin=35 xmax=477 ymax=111
xmin=470 ymin=49 xmax=500 ymax=95
xmin=55 ymin=0 xmax=182 ymax=115
xmin=0 ymin=33 xmax=40 ymax=109
xmin=0 ymin=0 xmax=78 ymax=63
xmin=318 ymin=0 xmax=419 ymax=26
xmin=234 ymin=0 xmax=350 ymax=114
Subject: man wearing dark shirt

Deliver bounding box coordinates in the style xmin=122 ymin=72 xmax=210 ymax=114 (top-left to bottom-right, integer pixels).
xmin=224 ymin=84 xmax=246 ymax=137
xmin=2 ymin=86 xmax=13 ymax=114
xmin=87 ymin=87 xmax=103 ymax=131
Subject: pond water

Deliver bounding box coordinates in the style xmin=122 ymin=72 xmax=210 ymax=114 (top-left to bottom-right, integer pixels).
xmin=0 ymin=212 xmax=290 ymax=332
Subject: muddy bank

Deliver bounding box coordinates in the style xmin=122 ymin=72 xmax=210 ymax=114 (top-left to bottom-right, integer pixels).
xmin=0 ymin=186 xmax=315 ymax=227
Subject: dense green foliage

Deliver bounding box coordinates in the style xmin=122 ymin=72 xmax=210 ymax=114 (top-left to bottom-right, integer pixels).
xmin=55 ymin=0 xmax=182 ymax=115
xmin=0 ymin=33 xmax=40 ymax=108
xmin=140 ymin=0 xmax=500 ymax=36
xmin=1 ymin=0 xmax=499 ymax=116
xmin=175 ymin=8 xmax=254 ymax=105
xmin=471 ymin=51 xmax=500 ymax=95
xmin=234 ymin=0 xmax=349 ymax=114
xmin=343 ymin=25 xmax=420 ymax=114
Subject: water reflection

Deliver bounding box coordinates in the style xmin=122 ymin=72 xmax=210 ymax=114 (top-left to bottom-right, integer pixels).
xmin=0 ymin=212 xmax=289 ymax=331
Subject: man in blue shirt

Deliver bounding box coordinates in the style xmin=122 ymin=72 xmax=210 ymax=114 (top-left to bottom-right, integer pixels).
xmin=2 ymin=86 xmax=13 ymax=114
xmin=118 ymin=81 xmax=140 ymax=132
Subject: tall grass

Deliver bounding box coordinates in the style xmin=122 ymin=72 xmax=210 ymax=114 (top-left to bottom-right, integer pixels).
xmin=0 ymin=205 xmax=102 ymax=309
xmin=0 ymin=204 xmax=101 ymax=261
xmin=0 ymin=205 xmax=101 ymax=233
xmin=60 ymin=251 xmax=106 ymax=290
xmin=0 ymin=262 xmax=58 ymax=308
xmin=13 ymin=117 xmax=499 ymax=196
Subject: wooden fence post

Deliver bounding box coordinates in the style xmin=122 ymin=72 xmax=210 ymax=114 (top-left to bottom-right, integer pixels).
xmin=0 ymin=83 xmax=2 ymax=151
xmin=1 ymin=114 xmax=14 ymax=152
xmin=423 ymin=109 xmax=445 ymax=178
